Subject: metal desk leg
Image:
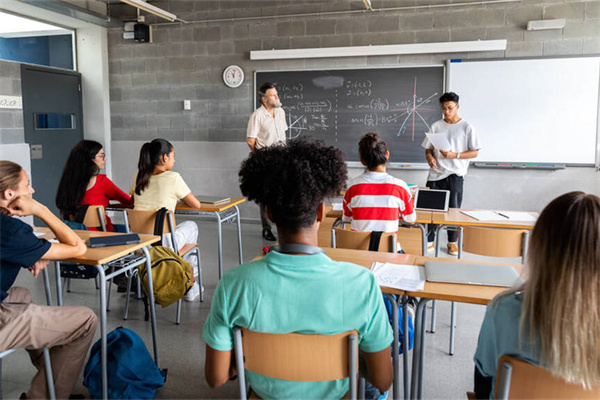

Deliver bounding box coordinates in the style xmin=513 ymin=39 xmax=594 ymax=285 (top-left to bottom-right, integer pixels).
xmin=234 ymin=205 xmax=243 ymax=265
xmin=55 ymin=262 xmax=64 ymax=306
xmin=215 ymin=212 xmax=224 ymax=280
xmin=402 ymin=295 xmax=410 ymax=400
xmin=42 ymin=267 xmax=52 ymax=306
xmin=410 ymin=298 xmax=430 ymax=400
xmin=384 ymin=294 xmax=400 ymax=400
xmin=416 ymin=224 xmax=427 ymax=256
xmin=93 ymin=264 xmax=108 ymax=400
xmin=141 ymin=246 xmax=159 ymax=365
xmin=430 ymin=225 xmax=446 ymax=334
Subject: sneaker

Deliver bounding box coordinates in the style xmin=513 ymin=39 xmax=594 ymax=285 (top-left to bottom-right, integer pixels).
xmin=184 ymin=282 xmax=200 ymax=302
xmin=378 ymin=391 xmax=388 ymax=400
xmin=427 ymin=242 xmax=435 ymax=252
xmin=447 ymin=242 xmax=459 ymax=256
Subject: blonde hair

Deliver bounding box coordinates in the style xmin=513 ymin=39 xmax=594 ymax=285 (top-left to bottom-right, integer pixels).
xmin=521 ymin=191 xmax=600 ymax=388
xmin=0 ymin=160 xmax=23 ymax=193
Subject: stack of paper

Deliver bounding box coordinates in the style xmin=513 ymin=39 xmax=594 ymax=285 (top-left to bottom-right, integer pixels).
xmin=371 ymin=262 xmax=426 ymax=291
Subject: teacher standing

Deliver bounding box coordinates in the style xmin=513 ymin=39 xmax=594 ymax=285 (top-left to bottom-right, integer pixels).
xmin=422 ymin=92 xmax=482 ymax=256
xmin=246 ymin=82 xmax=288 ymax=241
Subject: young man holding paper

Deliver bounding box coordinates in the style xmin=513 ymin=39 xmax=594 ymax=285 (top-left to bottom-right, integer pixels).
xmin=421 ymin=92 xmax=482 ymax=255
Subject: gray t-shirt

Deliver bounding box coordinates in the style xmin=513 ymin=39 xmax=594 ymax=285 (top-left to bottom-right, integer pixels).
xmin=421 ymin=119 xmax=482 ymax=181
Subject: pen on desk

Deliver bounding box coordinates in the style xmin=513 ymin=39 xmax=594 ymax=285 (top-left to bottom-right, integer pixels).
xmin=496 ymin=212 xmax=510 ymax=219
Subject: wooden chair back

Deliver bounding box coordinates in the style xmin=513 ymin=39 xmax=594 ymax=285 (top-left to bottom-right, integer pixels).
xmin=234 ymin=327 xmax=358 ymax=399
xmin=125 ymin=209 xmax=176 ymax=235
xmin=495 ymin=355 xmax=600 ymax=399
xmin=462 ymin=226 xmax=528 ymax=260
xmin=82 ymin=205 xmax=107 ymax=231
xmin=331 ymin=227 xmax=397 ymax=253
xmin=396 ymin=226 xmax=424 ymax=255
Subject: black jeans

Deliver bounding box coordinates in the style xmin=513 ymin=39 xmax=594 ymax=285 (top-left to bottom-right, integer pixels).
xmin=426 ymin=174 xmax=464 ymax=243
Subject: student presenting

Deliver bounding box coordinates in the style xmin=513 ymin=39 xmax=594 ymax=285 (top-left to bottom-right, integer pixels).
xmin=422 ymin=92 xmax=481 ymax=255
xmin=0 ymin=160 xmax=97 ymax=399
xmin=203 ymin=139 xmax=393 ymax=398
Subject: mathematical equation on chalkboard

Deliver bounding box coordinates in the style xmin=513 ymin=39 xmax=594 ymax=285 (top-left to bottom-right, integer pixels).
xmin=256 ymin=67 xmax=444 ymax=163
xmin=276 ymin=78 xmax=438 ymax=141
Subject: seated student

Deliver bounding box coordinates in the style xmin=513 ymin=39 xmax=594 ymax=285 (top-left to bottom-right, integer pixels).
xmin=0 ymin=160 xmax=98 ymax=399
xmin=130 ymin=138 xmax=202 ymax=301
xmin=203 ymin=138 xmax=393 ymax=398
xmin=343 ymin=132 xmax=417 ymax=252
xmin=473 ymin=191 xmax=600 ymax=398
xmin=56 ymin=140 xmax=132 ymax=232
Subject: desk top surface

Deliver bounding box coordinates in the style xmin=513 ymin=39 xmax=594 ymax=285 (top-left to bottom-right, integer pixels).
xmin=254 ymin=247 xmax=520 ymax=304
xmin=176 ymin=197 xmax=246 ymax=212
xmin=326 ymin=209 xmax=433 ymax=224
xmin=34 ymin=227 xmax=160 ymax=265
xmin=431 ymin=208 xmax=538 ymax=229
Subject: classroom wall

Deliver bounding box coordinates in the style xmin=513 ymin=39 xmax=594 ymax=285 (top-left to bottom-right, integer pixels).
xmin=0 ymin=60 xmax=24 ymax=144
xmin=106 ymin=0 xmax=600 ymax=219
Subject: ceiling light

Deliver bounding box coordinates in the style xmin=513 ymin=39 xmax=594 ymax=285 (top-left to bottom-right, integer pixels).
xmin=120 ymin=0 xmax=177 ymax=22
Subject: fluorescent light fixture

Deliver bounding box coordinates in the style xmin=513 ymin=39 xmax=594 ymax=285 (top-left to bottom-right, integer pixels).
xmin=0 ymin=11 xmax=71 ymax=38
xmin=120 ymin=0 xmax=177 ymax=22
xmin=527 ymin=19 xmax=566 ymax=31
xmin=250 ymin=40 xmax=507 ymax=61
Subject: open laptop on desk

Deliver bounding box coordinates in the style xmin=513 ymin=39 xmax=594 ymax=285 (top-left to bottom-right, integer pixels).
xmin=425 ymin=260 xmax=523 ymax=287
xmin=414 ymin=189 xmax=450 ymax=212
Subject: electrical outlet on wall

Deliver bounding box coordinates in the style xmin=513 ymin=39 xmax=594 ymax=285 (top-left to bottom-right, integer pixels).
xmin=183 ymin=100 xmax=191 ymax=111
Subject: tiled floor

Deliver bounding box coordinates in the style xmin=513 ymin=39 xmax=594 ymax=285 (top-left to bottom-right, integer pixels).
xmin=1 ymin=217 xmax=520 ymax=399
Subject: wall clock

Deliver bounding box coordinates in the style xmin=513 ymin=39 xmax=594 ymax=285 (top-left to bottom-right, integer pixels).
xmin=223 ymin=65 xmax=244 ymax=88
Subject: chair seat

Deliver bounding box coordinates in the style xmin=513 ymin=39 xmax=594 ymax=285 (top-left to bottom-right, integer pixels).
xmin=179 ymin=243 xmax=198 ymax=257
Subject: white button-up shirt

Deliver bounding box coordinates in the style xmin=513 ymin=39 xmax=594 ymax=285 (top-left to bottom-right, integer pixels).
xmin=246 ymin=105 xmax=288 ymax=149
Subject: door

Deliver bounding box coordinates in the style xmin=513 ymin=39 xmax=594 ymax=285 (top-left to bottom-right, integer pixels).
xmin=21 ymin=64 xmax=83 ymax=220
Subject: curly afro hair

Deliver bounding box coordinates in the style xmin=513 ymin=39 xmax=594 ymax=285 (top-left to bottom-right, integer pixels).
xmin=239 ymin=138 xmax=347 ymax=232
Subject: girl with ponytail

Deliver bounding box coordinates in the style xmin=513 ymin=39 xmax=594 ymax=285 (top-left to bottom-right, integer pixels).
xmin=130 ymin=138 xmax=202 ymax=300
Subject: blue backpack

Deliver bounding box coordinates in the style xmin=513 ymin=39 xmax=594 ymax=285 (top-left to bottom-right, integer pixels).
xmin=83 ymin=327 xmax=166 ymax=399
xmin=383 ymin=294 xmax=414 ymax=354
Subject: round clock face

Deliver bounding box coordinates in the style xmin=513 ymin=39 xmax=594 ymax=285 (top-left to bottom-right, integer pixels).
xmin=223 ymin=65 xmax=244 ymax=88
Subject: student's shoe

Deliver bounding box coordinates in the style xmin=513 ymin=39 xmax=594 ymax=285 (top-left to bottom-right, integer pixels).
xmin=447 ymin=242 xmax=459 ymax=256
xmin=262 ymin=229 xmax=277 ymax=241
xmin=378 ymin=391 xmax=389 ymax=400
xmin=184 ymin=282 xmax=200 ymax=302
xmin=427 ymin=242 xmax=435 ymax=252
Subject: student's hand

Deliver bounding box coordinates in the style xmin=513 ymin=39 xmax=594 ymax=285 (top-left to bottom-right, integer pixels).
xmin=6 ymin=196 xmax=44 ymax=217
xmin=29 ymin=259 xmax=49 ymax=278
xmin=427 ymin=154 xmax=438 ymax=169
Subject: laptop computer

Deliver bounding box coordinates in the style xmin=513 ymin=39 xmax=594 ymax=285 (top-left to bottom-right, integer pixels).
xmin=414 ymin=189 xmax=450 ymax=212
xmin=425 ymin=260 xmax=523 ymax=287
xmin=88 ymin=233 xmax=141 ymax=248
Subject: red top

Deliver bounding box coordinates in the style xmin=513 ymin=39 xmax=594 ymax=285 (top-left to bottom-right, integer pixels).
xmin=81 ymin=174 xmax=132 ymax=231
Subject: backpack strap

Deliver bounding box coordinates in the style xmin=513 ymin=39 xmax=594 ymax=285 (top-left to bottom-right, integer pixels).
xmin=368 ymin=231 xmax=383 ymax=251
xmin=152 ymin=207 xmax=168 ymax=247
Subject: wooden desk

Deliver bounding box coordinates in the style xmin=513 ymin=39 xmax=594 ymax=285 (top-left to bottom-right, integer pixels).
xmin=36 ymin=228 xmax=160 ymax=400
xmin=407 ymin=256 xmax=522 ymax=400
xmin=431 ymin=208 xmax=538 ymax=230
xmin=176 ymin=197 xmax=245 ymax=280
xmin=326 ymin=209 xmax=434 ymax=256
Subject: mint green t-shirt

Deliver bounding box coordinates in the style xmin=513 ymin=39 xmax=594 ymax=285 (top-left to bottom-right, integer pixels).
xmin=202 ymin=251 xmax=393 ymax=399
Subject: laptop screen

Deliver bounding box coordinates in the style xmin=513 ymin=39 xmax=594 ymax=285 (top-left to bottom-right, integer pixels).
xmin=415 ymin=189 xmax=450 ymax=212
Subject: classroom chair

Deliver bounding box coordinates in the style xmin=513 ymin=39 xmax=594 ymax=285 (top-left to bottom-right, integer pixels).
xmin=330 ymin=227 xmax=397 ymax=253
xmin=233 ymin=327 xmax=359 ymax=400
xmin=0 ymin=347 xmax=55 ymax=400
xmin=125 ymin=209 xmax=203 ymax=325
xmin=445 ymin=227 xmax=529 ymax=355
xmin=494 ymin=355 xmax=600 ymax=399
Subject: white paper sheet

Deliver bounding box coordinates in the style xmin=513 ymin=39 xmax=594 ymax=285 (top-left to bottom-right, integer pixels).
xmin=371 ymin=262 xmax=425 ymax=291
xmin=496 ymin=211 xmax=537 ymax=222
xmin=425 ymin=132 xmax=452 ymax=151
xmin=461 ymin=210 xmax=507 ymax=221
xmin=33 ymin=232 xmax=45 ymax=237
xmin=332 ymin=203 xmax=343 ymax=211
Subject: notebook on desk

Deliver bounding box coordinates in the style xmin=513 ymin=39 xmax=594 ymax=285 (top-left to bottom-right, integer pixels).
xmin=414 ymin=189 xmax=450 ymax=212
xmin=196 ymin=195 xmax=230 ymax=204
xmin=425 ymin=260 xmax=522 ymax=287
xmin=88 ymin=233 xmax=141 ymax=248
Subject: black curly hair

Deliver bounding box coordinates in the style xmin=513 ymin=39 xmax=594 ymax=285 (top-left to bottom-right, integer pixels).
xmin=358 ymin=132 xmax=387 ymax=170
xmin=239 ymin=138 xmax=347 ymax=233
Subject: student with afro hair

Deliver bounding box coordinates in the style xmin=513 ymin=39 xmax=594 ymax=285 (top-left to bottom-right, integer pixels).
xmin=202 ymin=138 xmax=393 ymax=398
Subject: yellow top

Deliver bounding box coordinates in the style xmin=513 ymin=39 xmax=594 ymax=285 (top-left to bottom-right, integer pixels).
xmin=130 ymin=171 xmax=191 ymax=212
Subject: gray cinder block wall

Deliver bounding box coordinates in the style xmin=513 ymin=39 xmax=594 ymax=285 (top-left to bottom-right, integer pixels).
xmin=107 ymin=0 xmax=600 ymax=220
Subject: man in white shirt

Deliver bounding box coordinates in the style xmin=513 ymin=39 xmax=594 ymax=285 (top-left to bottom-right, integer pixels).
xmin=246 ymin=82 xmax=288 ymax=241
xmin=421 ymin=92 xmax=482 ymax=255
